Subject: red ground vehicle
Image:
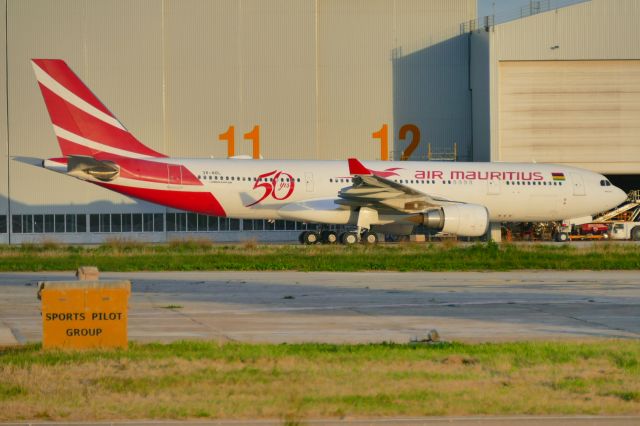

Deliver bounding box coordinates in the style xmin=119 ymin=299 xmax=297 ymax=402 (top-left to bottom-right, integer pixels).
xmin=568 ymin=223 xmax=609 ymax=240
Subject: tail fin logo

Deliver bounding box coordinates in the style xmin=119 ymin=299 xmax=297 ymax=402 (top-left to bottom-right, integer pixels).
xmin=32 ymin=59 xmax=165 ymax=159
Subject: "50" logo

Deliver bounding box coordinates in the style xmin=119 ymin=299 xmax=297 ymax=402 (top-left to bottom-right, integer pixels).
xmin=246 ymin=170 xmax=295 ymax=207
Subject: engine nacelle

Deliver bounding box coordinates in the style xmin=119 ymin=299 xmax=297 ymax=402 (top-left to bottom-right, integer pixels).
xmin=420 ymin=204 xmax=489 ymax=237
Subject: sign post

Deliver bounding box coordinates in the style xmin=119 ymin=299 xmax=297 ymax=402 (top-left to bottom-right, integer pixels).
xmin=38 ymin=281 xmax=131 ymax=349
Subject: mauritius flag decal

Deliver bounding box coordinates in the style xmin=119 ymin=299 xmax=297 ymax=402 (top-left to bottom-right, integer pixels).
xmin=552 ymin=172 xmax=566 ymax=181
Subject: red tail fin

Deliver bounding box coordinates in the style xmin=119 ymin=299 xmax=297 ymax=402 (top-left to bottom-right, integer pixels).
xmin=31 ymin=59 xmax=165 ymax=159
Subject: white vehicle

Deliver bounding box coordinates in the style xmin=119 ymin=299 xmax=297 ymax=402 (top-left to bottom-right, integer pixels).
xmin=27 ymin=59 xmax=628 ymax=244
xmin=609 ymin=222 xmax=640 ymax=241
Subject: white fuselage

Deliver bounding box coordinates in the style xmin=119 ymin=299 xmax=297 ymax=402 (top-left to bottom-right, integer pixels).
xmin=155 ymin=158 xmax=625 ymax=224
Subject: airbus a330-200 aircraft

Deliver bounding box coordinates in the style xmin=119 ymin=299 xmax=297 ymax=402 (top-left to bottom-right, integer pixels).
xmin=29 ymin=59 xmax=627 ymax=244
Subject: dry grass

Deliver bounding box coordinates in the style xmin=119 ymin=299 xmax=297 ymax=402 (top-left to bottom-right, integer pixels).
xmin=0 ymin=341 xmax=638 ymax=421
xmin=167 ymin=237 xmax=214 ymax=251
xmin=242 ymin=238 xmax=259 ymax=250
xmin=102 ymin=237 xmax=146 ymax=251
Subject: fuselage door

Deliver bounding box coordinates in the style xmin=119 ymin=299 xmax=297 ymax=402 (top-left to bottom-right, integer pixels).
xmin=168 ymin=164 xmax=182 ymax=186
xmin=305 ymin=172 xmax=314 ymax=192
xmin=570 ymin=173 xmax=585 ymax=196
xmin=487 ymin=179 xmax=500 ymax=195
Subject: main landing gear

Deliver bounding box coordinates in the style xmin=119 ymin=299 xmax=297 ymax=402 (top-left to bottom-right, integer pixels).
xmin=299 ymin=229 xmax=378 ymax=245
xmin=299 ymin=229 xmax=339 ymax=245
xmin=299 ymin=230 xmax=320 ymax=245
xmin=300 ymin=208 xmax=381 ymax=245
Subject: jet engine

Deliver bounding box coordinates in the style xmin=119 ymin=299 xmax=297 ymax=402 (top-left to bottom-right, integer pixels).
xmin=419 ymin=204 xmax=489 ymax=237
xmin=67 ymin=155 xmax=120 ymax=182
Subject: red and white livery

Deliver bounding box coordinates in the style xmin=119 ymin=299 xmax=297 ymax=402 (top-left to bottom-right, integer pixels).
xmin=31 ymin=59 xmax=627 ymax=243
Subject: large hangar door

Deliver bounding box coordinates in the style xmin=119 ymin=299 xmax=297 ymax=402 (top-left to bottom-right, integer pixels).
xmin=498 ymin=60 xmax=640 ymax=174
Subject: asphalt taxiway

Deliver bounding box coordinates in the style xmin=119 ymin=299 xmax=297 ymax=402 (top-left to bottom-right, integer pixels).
xmin=1 ymin=270 xmax=639 ymax=344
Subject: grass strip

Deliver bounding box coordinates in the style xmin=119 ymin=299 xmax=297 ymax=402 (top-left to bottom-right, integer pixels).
xmin=0 ymin=340 xmax=638 ymax=421
xmin=1 ymin=241 xmax=640 ymax=271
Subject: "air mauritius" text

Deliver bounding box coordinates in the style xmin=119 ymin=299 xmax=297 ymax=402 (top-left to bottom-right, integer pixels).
xmin=414 ymin=170 xmax=544 ymax=181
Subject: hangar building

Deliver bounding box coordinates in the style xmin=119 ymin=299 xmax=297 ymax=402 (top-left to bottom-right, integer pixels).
xmin=470 ymin=0 xmax=640 ymax=191
xmin=0 ymin=0 xmax=638 ymax=244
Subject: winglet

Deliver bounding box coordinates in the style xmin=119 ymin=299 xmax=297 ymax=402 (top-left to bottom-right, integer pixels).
xmin=348 ymin=158 xmax=372 ymax=175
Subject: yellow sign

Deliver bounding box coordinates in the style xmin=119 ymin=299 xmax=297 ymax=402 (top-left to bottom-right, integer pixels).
xmin=39 ymin=281 xmax=131 ymax=349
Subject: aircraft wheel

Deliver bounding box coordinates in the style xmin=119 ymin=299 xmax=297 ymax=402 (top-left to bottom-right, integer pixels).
xmin=298 ymin=231 xmax=307 ymax=244
xmin=321 ymin=230 xmax=338 ymax=244
xmin=555 ymin=232 xmax=569 ymax=242
xmin=340 ymin=231 xmax=358 ymax=245
xmin=361 ymin=231 xmax=378 ymax=244
xmin=631 ymin=226 xmax=640 ymax=241
xmin=302 ymin=231 xmax=320 ymax=245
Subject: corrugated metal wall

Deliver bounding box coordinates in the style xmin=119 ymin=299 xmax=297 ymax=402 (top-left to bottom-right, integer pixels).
xmin=498 ymin=60 xmax=640 ymax=174
xmin=8 ymin=0 xmax=164 ymax=214
xmin=2 ymin=0 xmax=475 ymax=241
xmin=474 ymin=0 xmax=640 ymax=172
xmin=319 ymin=0 xmax=475 ymax=161
xmin=163 ymin=0 xmax=318 ymax=159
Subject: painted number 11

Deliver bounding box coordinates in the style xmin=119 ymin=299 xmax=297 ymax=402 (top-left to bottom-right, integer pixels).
xmin=218 ymin=125 xmax=261 ymax=159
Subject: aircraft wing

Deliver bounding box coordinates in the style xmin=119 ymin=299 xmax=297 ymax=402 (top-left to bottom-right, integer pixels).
xmin=337 ymin=158 xmax=454 ymax=213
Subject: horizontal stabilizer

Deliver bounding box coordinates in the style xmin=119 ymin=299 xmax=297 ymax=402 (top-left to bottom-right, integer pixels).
xmin=67 ymin=155 xmax=119 ymax=181
xmin=11 ymin=156 xmax=45 ymax=167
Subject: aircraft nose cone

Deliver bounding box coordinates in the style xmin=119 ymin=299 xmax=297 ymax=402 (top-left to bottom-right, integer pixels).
xmin=614 ymin=187 xmax=627 ymax=205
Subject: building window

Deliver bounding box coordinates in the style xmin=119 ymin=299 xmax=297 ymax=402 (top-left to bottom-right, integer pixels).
xmin=219 ymin=217 xmax=229 ymax=231
xmin=208 ymin=216 xmax=218 ymax=231
xmin=12 ymin=215 xmax=21 ymax=233
xmin=122 ymin=214 xmax=132 ymax=232
xmin=187 ymin=213 xmax=197 ymax=231
xmin=66 ymin=214 xmax=76 ymax=233
xmin=90 ymin=214 xmax=99 ymax=232
xmin=197 ymin=214 xmax=208 ymax=232
xmin=77 ymin=215 xmax=87 ymax=232
xmin=99 ymin=214 xmax=110 ymax=233
xmin=166 ymin=213 xmax=176 ymax=232
xmin=33 ymin=215 xmax=44 ymax=233
xmin=111 ymin=214 xmax=122 ymax=233
xmin=0 ymin=215 xmax=6 ymax=233
xmin=55 ymin=215 xmax=65 ymax=233
xmin=132 ymin=213 xmax=142 ymax=232
xmin=176 ymin=213 xmax=186 ymax=232
xmin=154 ymin=213 xmax=164 ymax=232
xmin=143 ymin=213 xmax=154 ymax=232
xmin=22 ymin=215 xmax=33 ymax=233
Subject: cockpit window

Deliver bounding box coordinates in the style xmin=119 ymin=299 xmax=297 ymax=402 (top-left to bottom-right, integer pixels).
xmin=600 ymin=180 xmax=612 ymax=187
